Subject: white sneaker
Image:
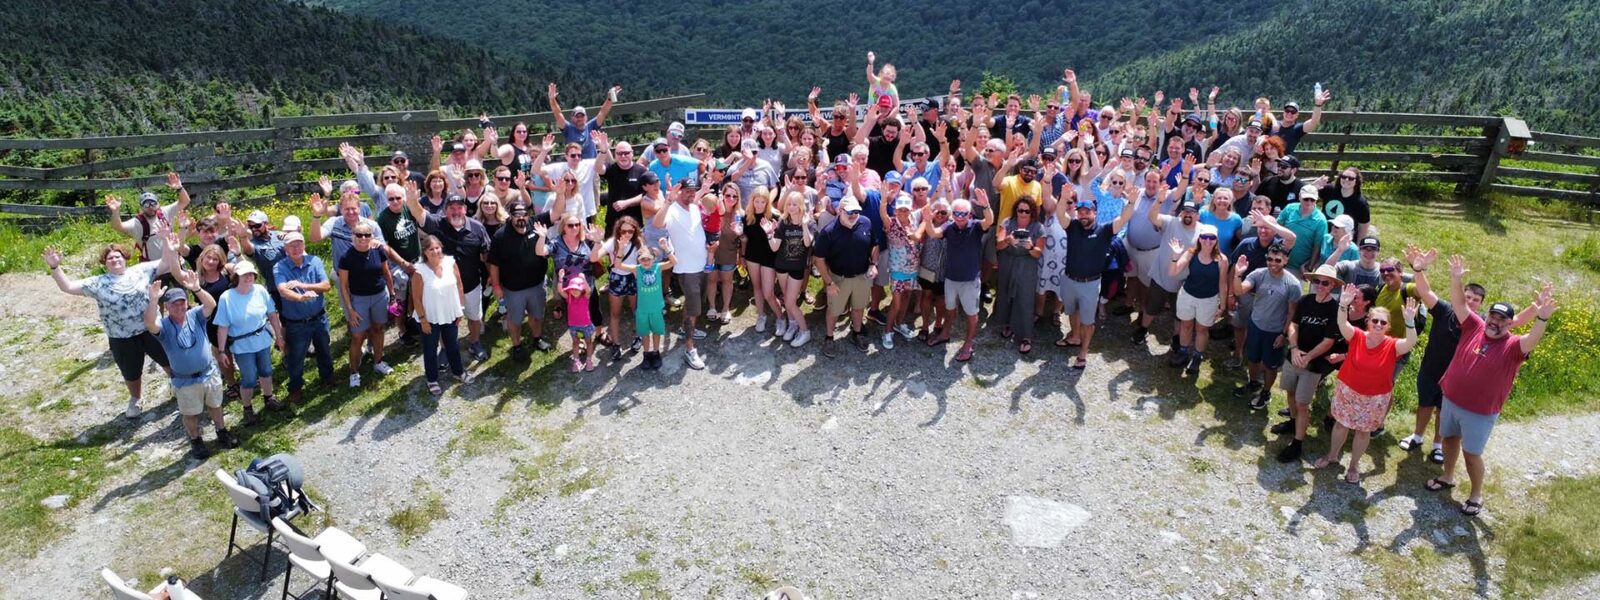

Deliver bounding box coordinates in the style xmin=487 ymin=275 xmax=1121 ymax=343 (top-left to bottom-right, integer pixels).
xmin=755 ymin=314 xmax=768 ymax=333
xmin=775 ymin=318 xmax=789 ymax=337
xmin=789 ymin=329 xmax=811 ymax=347
xmin=349 ymin=374 xmax=361 ymax=388
xmin=692 ymin=328 xmax=707 ymax=340
xmin=894 ymin=324 xmax=916 ymax=339
xmin=882 ymin=333 xmax=895 ymax=350
xmin=684 ymin=349 xmax=706 ymax=370
xmin=123 ymin=397 xmax=140 ymax=419
xmin=373 ymin=361 xmax=393 ymax=375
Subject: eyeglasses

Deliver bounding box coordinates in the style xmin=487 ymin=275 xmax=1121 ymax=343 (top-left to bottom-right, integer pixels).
xmin=353 ymin=233 xmax=372 ymax=238
xmin=952 ymin=210 xmax=970 ymax=217
xmin=495 ymin=176 xmax=512 ymax=182
xmin=387 ymin=195 xmax=405 ymax=201
xmin=1110 ymin=181 xmax=1126 ymax=186
xmin=1369 ymin=318 xmax=1389 ymax=326
xmin=1314 ymin=279 xmax=1335 ymax=287
xmin=1195 ymin=178 xmax=1212 ymax=185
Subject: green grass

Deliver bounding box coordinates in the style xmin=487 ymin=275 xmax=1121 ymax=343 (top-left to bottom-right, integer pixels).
xmin=0 ymin=218 xmax=121 ymax=274
xmin=0 ymin=427 xmax=111 ymax=558
xmin=386 ymin=489 xmax=448 ymax=544
xmin=1501 ymin=475 xmax=1600 ymax=597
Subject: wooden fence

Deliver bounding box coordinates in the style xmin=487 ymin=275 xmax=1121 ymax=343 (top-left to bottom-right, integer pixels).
xmin=2 ymin=98 xmax=1597 ymax=229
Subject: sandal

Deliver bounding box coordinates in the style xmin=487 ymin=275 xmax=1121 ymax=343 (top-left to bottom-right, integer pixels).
xmin=955 ymin=347 xmax=974 ymax=362
xmin=1071 ymin=358 xmax=1087 ymax=370
xmin=1428 ymin=448 xmax=1445 ymax=464
xmin=1055 ymin=337 xmax=1080 ymax=348
xmin=427 ymin=382 xmax=443 ymax=396
xmin=1398 ymin=436 xmax=1422 ymax=451
xmin=1460 ymin=499 xmax=1484 ymax=516
xmin=1312 ymin=456 xmax=1336 ymax=470
xmin=1019 ymin=340 xmax=1032 ymax=355
xmin=1344 ymin=471 xmax=1362 ymax=485
xmin=926 ymin=334 xmax=950 ymax=347
xmin=1000 ymin=327 xmax=1012 ymax=339
xmin=1425 ymin=477 xmax=1457 ymax=492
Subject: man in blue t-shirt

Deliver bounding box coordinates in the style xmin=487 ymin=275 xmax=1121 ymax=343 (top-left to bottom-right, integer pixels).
xmin=928 ymin=191 xmax=997 ymax=362
xmin=548 ymin=83 xmax=620 ymax=159
xmin=145 ymin=275 xmax=239 ymax=459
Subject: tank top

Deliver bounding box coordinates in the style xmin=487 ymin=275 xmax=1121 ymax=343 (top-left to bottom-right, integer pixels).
xmin=1182 ymin=253 xmax=1221 ymax=298
xmin=413 ymin=257 xmax=464 ymax=325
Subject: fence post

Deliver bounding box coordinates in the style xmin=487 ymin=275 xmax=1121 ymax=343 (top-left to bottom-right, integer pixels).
xmin=271 ymin=121 xmax=296 ymax=203
xmin=1471 ymin=118 xmax=1510 ymax=197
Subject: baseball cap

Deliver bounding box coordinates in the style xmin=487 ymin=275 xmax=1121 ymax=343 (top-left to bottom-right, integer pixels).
xmin=283 ymin=232 xmax=305 ymax=245
xmin=281 ymin=215 xmax=302 ymax=232
xmin=161 ymin=288 xmax=189 ymax=305
xmin=1488 ymin=302 xmax=1516 ymax=319
xmin=833 ymin=154 xmax=852 ymax=167
xmin=1180 ymin=200 xmax=1201 ymax=213
xmin=138 ymin=191 xmax=160 ymax=207
xmin=651 ymin=137 xmax=669 ymax=151
xmin=1248 ymin=119 xmax=1264 ymax=130
xmin=1040 ymin=145 xmax=1059 ymax=158
xmin=446 ymin=194 xmax=469 ymax=206
xmin=1284 ymin=101 xmax=1301 ymax=112
xmin=884 ymin=171 xmax=905 ymax=186
xmin=1359 ymin=236 xmax=1381 ymax=249
xmin=572 ymin=105 xmax=587 ymax=116
xmin=1332 ymin=214 xmax=1355 ymax=231
xmin=1279 ymin=154 xmax=1301 ymax=169
xmin=1183 ymin=113 xmax=1203 ymax=127
xmin=876 ymin=95 xmax=894 ymax=109
xmin=667 ymin=121 xmax=685 ymax=136
xmin=741 ymin=107 xmax=758 ymax=121
xmin=1197 ymin=224 xmax=1219 ymax=237
xmin=740 ymin=139 xmax=759 ymax=153
xmin=921 ymin=99 xmax=942 ymax=112
xmin=563 ymin=273 xmax=587 ymax=293
xmin=639 ymin=171 xmax=660 ymax=185
xmin=391 ymin=150 xmax=409 ymax=161
xmin=894 ymin=193 xmax=913 ymax=211
xmin=246 ymin=210 xmax=269 ymax=225
xmin=451 ymin=142 xmax=466 ymax=153
xmin=1075 ymin=199 xmax=1096 ymax=210
xmin=839 ymin=196 xmax=863 ymax=212
xmin=1119 ymin=148 xmax=1136 ymax=158
xmin=465 ymin=159 xmax=485 ymax=173
xmin=233 ymin=260 xmax=258 ymax=277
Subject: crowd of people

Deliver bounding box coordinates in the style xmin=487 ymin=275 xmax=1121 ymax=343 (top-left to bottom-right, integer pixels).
xmin=48 ymin=57 xmax=1557 ymax=517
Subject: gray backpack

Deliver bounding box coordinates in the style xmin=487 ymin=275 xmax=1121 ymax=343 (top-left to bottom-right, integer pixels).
xmin=233 ymin=454 xmax=315 ymax=521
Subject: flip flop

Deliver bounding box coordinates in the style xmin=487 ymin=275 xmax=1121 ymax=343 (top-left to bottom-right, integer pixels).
xmin=1071 ymin=358 xmax=1087 ymax=370
xmin=955 ymin=347 xmax=974 ymax=362
xmin=1019 ymin=340 xmax=1032 ymax=355
xmin=1344 ymin=471 xmax=1362 ymax=485
xmin=1312 ymin=457 xmax=1336 ymax=470
xmin=1425 ymin=478 xmax=1457 ymax=492
xmin=927 ymin=334 xmax=950 ymax=347
xmin=1461 ymin=500 xmax=1484 ymax=516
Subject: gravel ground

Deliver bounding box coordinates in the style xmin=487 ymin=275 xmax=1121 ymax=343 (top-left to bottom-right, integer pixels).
xmin=3 ymin=276 xmax=1598 ymax=599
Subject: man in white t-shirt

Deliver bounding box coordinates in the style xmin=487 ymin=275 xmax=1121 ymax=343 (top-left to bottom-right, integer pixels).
xmin=652 ymin=183 xmax=709 ymax=370
xmin=542 ymin=142 xmax=599 ymax=220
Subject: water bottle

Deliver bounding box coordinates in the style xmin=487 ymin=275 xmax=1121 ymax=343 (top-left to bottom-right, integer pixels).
xmin=166 ymin=575 xmax=186 ymax=599
xmin=1313 ymin=82 xmax=1323 ymax=98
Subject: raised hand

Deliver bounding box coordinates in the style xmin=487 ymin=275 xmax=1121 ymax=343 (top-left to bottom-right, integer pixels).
xmin=175 ymin=267 xmax=199 ymax=290
xmin=609 ymin=85 xmax=623 ymax=101
xmin=1315 ymin=88 xmax=1332 ymax=107
xmin=149 ymin=280 xmax=165 ymax=300
xmin=1189 ymin=87 xmax=1200 ymax=105
xmin=1153 ymin=90 xmax=1165 ymax=107
xmin=105 ymin=194 xmax=122 ymax=214
xmin=1062 ymin=69 xmax=1076 ymax=84
xmin=430 ymin=135 xmax=443 ymax=155
xmin=531 ymin=222 xmax=548 ymax=238
xmin=1235 ymin=255 xmax=1251 ymax=276
xmin=541 ymin=133 xmax=556 ymax=152
xmin=808 ymin=86 xmax=821 ymax=102
xmin=1340 ymin=282 xmax=1359 ymax=303
xmin=214 ymin=201 xmax=231 ymax=222
xmin=1312 ymin=174 xmax=1330 ymax=189
xmin=403 ymin=178 xmax=419 ymax=199
xmin=42 ymin=246 xmax=63 ymax=269
xmin=1448 ymin=255 xmax=1468 ymax=278
xmin=1027 ymin=95 xmax=1041 ymax=112
xmin=166 ymin=172 xmax=183 ymax=190
xmin=1168 ymin=237 xmax=1184 ymax=254
xmin=593 ymin=130 xmax=611 ymax=149
xmin=547 ymin=82 xmax=558 ymax=99
xmin=309 ymin=193 xmax=327 ymax=216
xmin=1403 ymin=297 xmax=1419 ymax=324
xmin=974 ymin=188 xmax=990 ymax=207
xmin=949 ymin=79 xmax=961 ymax=95
xmin=1536 ymin=294 xmax=1559 ymax=320
xmin=318 ymin=175 xmax=334 ymax=197
xmin=866 ymin=51 xmax=875 ymax=64
xmin=846 ymin=93 xmax=859 ymax=108
xmin=1209 ymin=86 xmax=1220 ymax=101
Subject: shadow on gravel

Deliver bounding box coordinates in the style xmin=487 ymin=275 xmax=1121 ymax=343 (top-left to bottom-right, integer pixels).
xmin=1378 ymin=450 xmax=1495 ymax=597
xmin=1289 ymin=464 xmax=1376 ymax=553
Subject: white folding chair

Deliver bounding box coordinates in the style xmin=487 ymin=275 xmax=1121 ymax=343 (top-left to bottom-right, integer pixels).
xmin=271 ymin=517 xmax=366 ymax=600
xmin=215 ymin=469 xmax=299 ymax=580
xmin=100 ymin=568 xmax=205 ymax=600
xmin=326 ymin=551 xmax=415 ymax=600
xmin=373 ymin=571 xmax=469 ymax=600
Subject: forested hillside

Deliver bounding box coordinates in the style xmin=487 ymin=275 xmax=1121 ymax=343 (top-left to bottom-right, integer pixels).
xmin=0 ymin=0 xmax=604 ymax=138
xmin=315 ymin=0 xmax=1600 ymax=133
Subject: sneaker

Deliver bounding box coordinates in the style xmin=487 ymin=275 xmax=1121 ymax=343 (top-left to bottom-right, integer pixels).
xmin=217 ymin=428 xmax=241 ymax=449
xmin=534 ymin=338 xmax=554 ymax=352
xmin=1232 ymin=380 xmax=1263 ymax=398
xmin=349 ymin=374 xmax=361 ymax=388
xmin=789 ymin=329 xmax=811 ymax=348
xmin=242 ymin=406 xmax=260 ymax=426
xmin=866 ymin=309 xmax=887 ymax=326
xmin=775 ymin=318 xmax=789 ymax=337
xmin=821 ymin=338 xmax=839 ymax=358
xmin=1269 ymin=420 xmax=1295 ymax=435
xmin=473 ymin=343 xmax=490 ymax=362
xmin=707 ymin=309 xmax=720 ymax=321
xmin=677 ymin=327 xmax=708 ymax=340
xmin=455 ymin=370 xmax=474 ymax=385
xmin=684 ymin=349 xmax=706 ymax=370
xmin=123 ymin=397 xmax=141 ymax=420
xmin=1250 ymin=389 xmax=1271 ymax=411
xmin=585 ymin=356 xmax=597 ymax=372
xmin=611 ymin=346 xmax=625 ymax=362
xmin=1276 ymin=440 xmax=1304 ymax=464
xmin=1277 ymin=407 xmax=1292 ymax=417
xmin=630 ymin=336 xmax=642 ymax=352
xmin=188 ymin=438 xmax=212 ymax=460
xmin=373 ymin=361 xmax=393 ymax=376
xmin=1185 ymin=353 xmax=1203 ymax=375
xmin=881 ymin=333 xmax=895 ymax=350
xmin=851 ymin=332 xmax=870 ymax=352
xmin=511 ymin=344 xmax=529 ymax=362
xmin=894 ymin=324 xmax=916 ymax=339
xmin=571 ymin=357 xmax=582 ymax=373
xmin=1224 ymin=355 xmax=1244 ymax=369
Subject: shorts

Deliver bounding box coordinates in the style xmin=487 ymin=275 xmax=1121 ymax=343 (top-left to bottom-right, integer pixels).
xmin=108 ymin=333 xmax=170 ymax=382
xmin=635 ymin=309 xmax=667 ymax=336
xmin=1415 ymin=370 xmax=1444 ymax=409
xmin=778 ymin=267 xmax=806 ymax=282
xmin=503 ymin=286 xmax=547 ymax=324
xmin=233 ymin=346 xmax=274 ymax=387
xmin=707 ymin=263 xmax=736 ymax=272
xmin=1244 ymin=322 xmax=1285 ymax=370
xmin=892 ymin=278 xmax=920 ymax=294
xmin=944 ymin=278 xmax=981 ymax=316
xmin=1175 ymin=289 xmax=1222 ymax=327
xmin=1231 ymin=295 xmax=1254 ymax=329
xmin=676 ymin=271 xmax=707 ymax=316
xmin=608 ymin=273 xmax=638 ymax=297
xmin=1439 ymin=397 xmax=1499 ymax=455
xmin=462 ymin=285 xmax=485 ymax=321
xmin=1061 ymin=277 xmax=1101 ymax=324
xmin=1279 ymin=362 xmax=1327 ymax=404
xmin=1129 ymin=246 xmax=1159 ymax=286
xmin=829 ymin=274 xmax=871 ymax=312
xmin=919 ymin=277 xmax=945 ymax=296
xmin=569 ymin=324 xmax=596 ymax=339
xmin=175 ymin=374 xmax=224 ymax=416
xmin=347 ymin=291 xmax=390 ymax=335
xmin=704 ymin=230 xmax=721 ymax=245
xmin=873 ymin=251 xmax=892 ymax=286
xmin=1143 ymin=284 xmax=1177 ymax=316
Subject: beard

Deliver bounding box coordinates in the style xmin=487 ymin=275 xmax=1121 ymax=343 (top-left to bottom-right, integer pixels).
xmin=1485 ymin=322 xmax=1505 ymax=337
xmin=1181 ymin=215 xmax=1195 ymax=225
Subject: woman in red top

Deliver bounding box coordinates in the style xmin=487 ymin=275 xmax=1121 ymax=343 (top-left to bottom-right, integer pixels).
xmin=1314 ymin=283 xmax=1420 ymax=483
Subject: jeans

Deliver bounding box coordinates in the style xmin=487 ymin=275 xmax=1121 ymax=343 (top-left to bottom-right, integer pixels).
xmin=421 ymin=320 xmax=464 ymax=383
xmin=284 ymin=315 xmax=333 ymax=392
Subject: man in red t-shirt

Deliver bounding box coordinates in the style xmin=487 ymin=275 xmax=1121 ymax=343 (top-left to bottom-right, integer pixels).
xmin=1425 ymin=256 xmax=1556 ymax=516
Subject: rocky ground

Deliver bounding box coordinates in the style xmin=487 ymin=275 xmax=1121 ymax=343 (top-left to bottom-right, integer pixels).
xmin=1 ymin=271 xmax=1596 ymax=599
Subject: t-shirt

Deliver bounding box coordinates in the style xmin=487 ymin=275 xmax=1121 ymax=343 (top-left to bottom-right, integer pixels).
xmin=741 ymin=220 xmax=776 ymax=265
xmin=1200 ymin=210 xmax=1245 ymax=251
xmin=942 ymin=220 xmax=986 ymax=282
xmin=1439 ymin=312 xmax=1529 ymax=415
xmin=601 ymin=238 xmax=641 ymax=276
xmin=79 ymin=262 xmax=160 ymax=339
xmin=246 ymin=233 xmax=286 ymax=295
xmin=214 ymin=285 xmax=276 ymax=354
xmin=337 ymin=247 xmax=389 ymax=297
xmin=814 ymin=218 xmax=875 ymax=278
xmin=1418 ymin=300 xmax=1465 ymax=378
xmin=968 ymin=159 xmax=1000 ymax=205
xmin=561 ymin=120 xmax=603 ymax=159
xmin=1375 ymin=282 xmax=1418 ymax=338
xmin=997 ymin=176 xmax=1042 ymax=222
xmin=1256 ymin=176 xmax=1303 ymax=212
xmin=1245 ymin=268 xmax=1302 ymax=332
xmin=1293 ymin=295 xmax=1341 ymax=374
xmin=488 ymin=223 xmax=549 ymax=292
xmin=157 ymin=307 xmax=216 ymax=385
xmin=735 ymin=160 xmax=779 ymax=204
xmin=601 ymin=162 xmax=648 ymax=231
xmin=662 ymin=202 xmax=707 ymax=274
xmin=542 ymin=160 xmax=599 ymax=218
xmin=1320 ymin=188 xmax=1369 ymax=231
xmin=774 ymin=222 xmax=809 ymax=272
xmin=866 ymin=134 xmax=900 ymax=176
xmin=989 ymin=114 xmax=1033 ymax=141
xmin=1321 ymin=234 xmax=1359 ymax=265
xmin=647 ymin=157 xmax=700 ymax=191
xmin=1149 ymin=219 xmax=1200 ymax=292
xmin=1126 ymin=191 xmax=1179 ymax=251
xmin=1278 ymin=206 xmax=1327 ymax=270
xmin=1337 ymin=329 xmax=1400 ymax=396
xmin=859 ymin=190 xmax=889 ymax=249
xmin=420 ymin=213 xmax=491 ymax=289
xmin=1335 ymin=260 xmax=1382 ymax=290
xmin=1277 ymin=122 xmax=1308 ymax=153
xmin=1064 ymin=220 xmax=1117 ymax=279
xmin=183 ymin=240 xmax=230 ymax=271
xmin=1230 ymin=237 xmax=1282 ymax=276
xmin=318 ymin=216 xmax=385 ymax=269
xmin=121 ymin=204 xmax=181 ymax=262
xmin=636 ymin=263 xmax=666 ymax=313
xmin=564 ymin=287 xmax=593 ymax=327
xmin=375 ymin=208 xmax=421 ymax=263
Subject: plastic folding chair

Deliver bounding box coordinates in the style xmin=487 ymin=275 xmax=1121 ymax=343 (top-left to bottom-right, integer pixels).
xmin=271 ymin=517 xmax=366 ymax=600
xmin=100 ymin=568 xmax=204 ymax=600
xmin=373 ymin=570 xmax=469 ymax=600
xmin=215 ymin=469 xmax=300 ymax=580
xmin=326 ymin=551 xmax=415 ymax=600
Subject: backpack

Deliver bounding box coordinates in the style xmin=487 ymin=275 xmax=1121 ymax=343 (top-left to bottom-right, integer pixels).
xmin=233 ymin=454 xmax=316 ymax=522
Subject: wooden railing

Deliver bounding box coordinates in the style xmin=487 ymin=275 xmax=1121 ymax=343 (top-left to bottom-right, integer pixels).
xmin=2 ymin=98 xmax=1597 ymax=230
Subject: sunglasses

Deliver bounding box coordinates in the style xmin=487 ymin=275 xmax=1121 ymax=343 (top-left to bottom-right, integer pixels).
xmin=1067 ymin=159 xmax=1084 ymax=164
xmin=1199 ymin=234 xmax=1217 ymax=241
xmin=935 ymin=210 xmax=949 ymax=216
xmin=1284 ymin=109 xmax=1300 ymax=114
xmin=911 ymin=152 xmax=926 ymax=157
xmin=563 ymin=179 xmax=578 ymax=184
xmin=248 ymin=223 xmax=265 ymax=229
xmin=1339 ymin=174 xmax=1358 ymax=181
xmin=564 ymin=223 xmax=581 ymax=229
xmin=386 ymin=195 xmax=405 ymax=201
xmin=495 ymin=176 xmax=511 ymax=182
xmin=392 ymin=158 xmax=407 ymax=163
xmin=1369 ymin=318 xmax=1389 ymax=326
xmin=382 ymin=176 xmax=398 ymax=182
xmin=1314 ymin=279 xmax=1335 ymax=287
xmin=616 ymin=150 xmax=633 ymax=156
xmin=1265 ymin=257 xmax=1286 ymax=264
xmin=1110 ymin=181 xmax=1126 ymax=186
xmin=1016 ymin=208 xmax=1032 ymax=214
xmin=1238 ymin=176 xmax=1255 ymax=182
xmin=353 ymin=233 xmax=372 ymax=238
xmin=467 ymin=173 xmax=484 ymax=178
xmin=1380 ymin=267 xmax=1397 ymax=273
xmin=566 ymin=154 xmax=580 ymax=159
xmin=952 ymin=210 xmax=970 ymax=217
xmin=621 ymin=229 xmax=636 ymax=235
xmin=844 ymin=209 xmax=862 ymax=216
